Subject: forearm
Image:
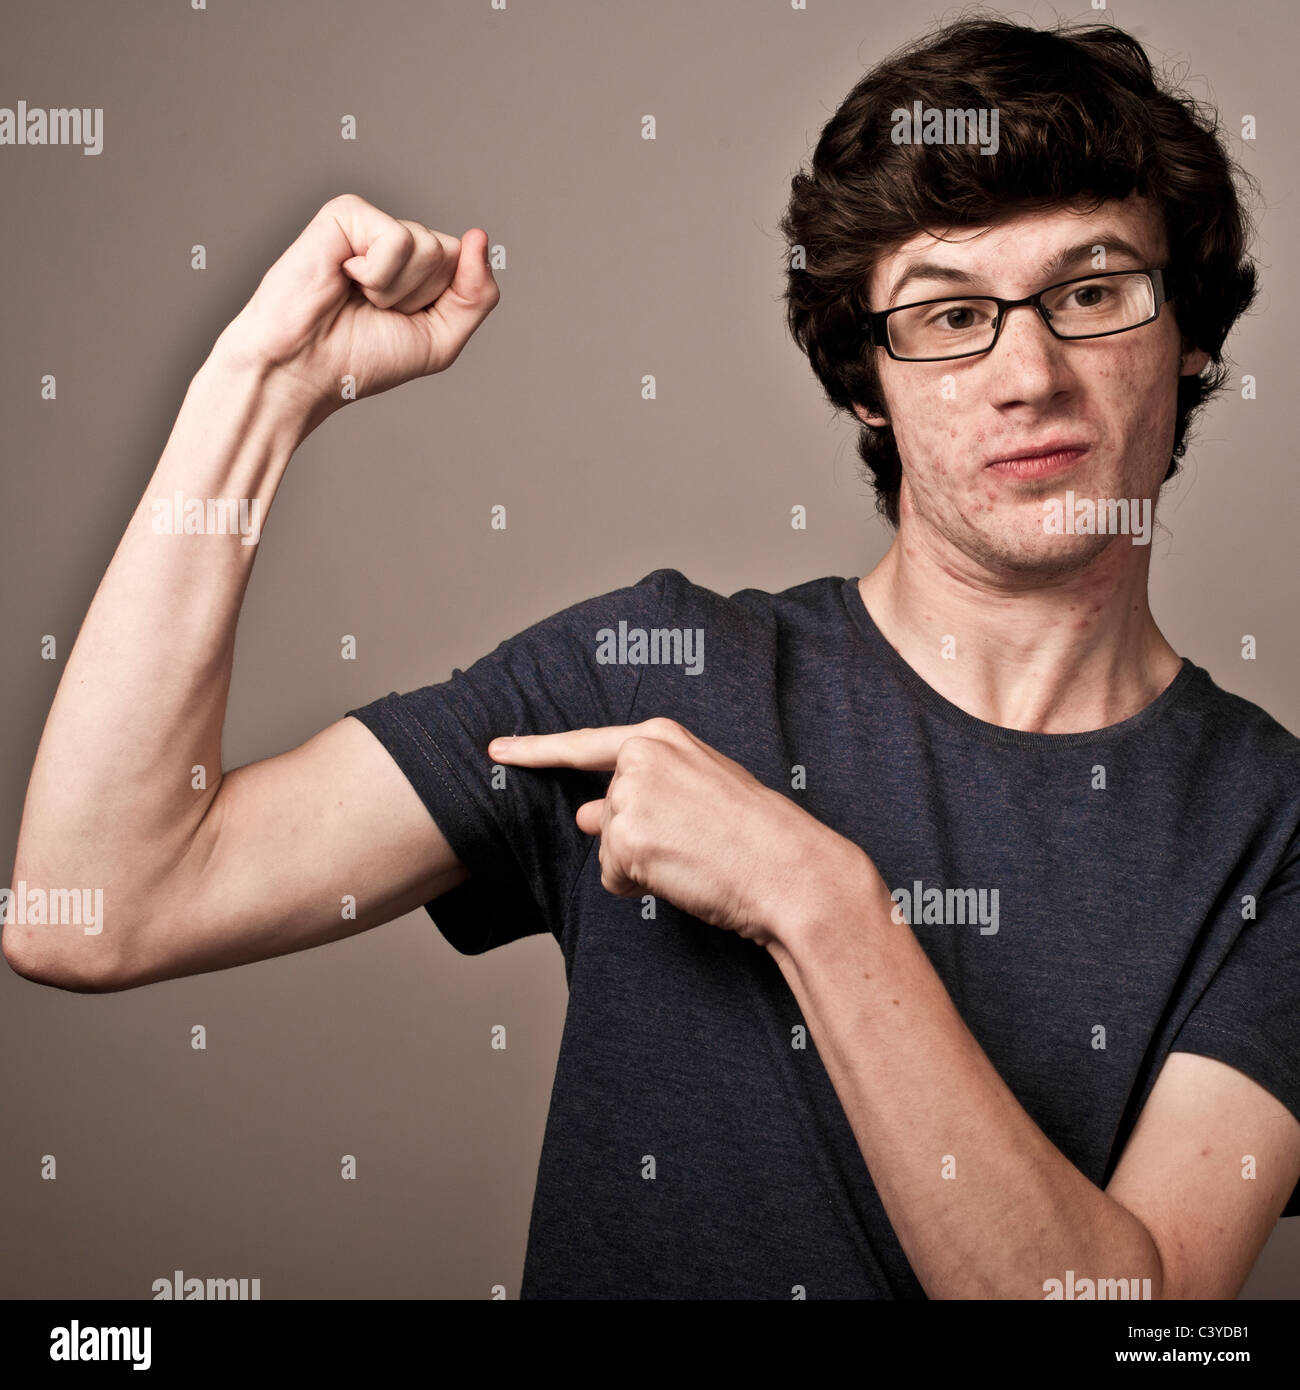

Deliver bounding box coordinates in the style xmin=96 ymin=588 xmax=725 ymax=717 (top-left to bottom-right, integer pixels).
xmin=10 ymin=335 xmax=308 ymax=955
xmin=768 ymin=852 xmax=1163 ymax=1299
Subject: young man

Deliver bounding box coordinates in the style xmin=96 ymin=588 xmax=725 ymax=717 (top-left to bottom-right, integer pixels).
xmin=6 ymin=18 xmax=1299 ymax=1299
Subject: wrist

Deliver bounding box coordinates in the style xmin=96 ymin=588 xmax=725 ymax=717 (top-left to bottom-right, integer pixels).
xmin=146 ymin=336 xmax=310 ymax=507
xmin=205 ymin=321 xmax=333 ymax=444
xmin=766 ymin=832 xmax=886 ymax=962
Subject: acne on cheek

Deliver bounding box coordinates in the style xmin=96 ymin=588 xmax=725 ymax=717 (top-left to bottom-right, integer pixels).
xmin=1109 ymin=351 xmax=1179 ymax=464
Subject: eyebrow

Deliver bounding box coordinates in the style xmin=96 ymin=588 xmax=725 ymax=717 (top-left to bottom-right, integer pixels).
xmin=883 ymin=236 xmax=1152 ymax=307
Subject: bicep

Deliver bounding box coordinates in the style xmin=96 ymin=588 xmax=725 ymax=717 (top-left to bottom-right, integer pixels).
xmin=115 ymin=715 xmax=467 ymax=988
xmin=1105 ymin=1050 xmax=1300 ymax=1298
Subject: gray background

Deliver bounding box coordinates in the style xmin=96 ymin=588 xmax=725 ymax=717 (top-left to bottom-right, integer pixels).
xmin=1 ymin=0 xmax=1296 ymax=1298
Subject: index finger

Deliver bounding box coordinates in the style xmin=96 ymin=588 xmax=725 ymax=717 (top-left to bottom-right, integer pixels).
xmin=486 ymin=724 xmax=652 ymax=771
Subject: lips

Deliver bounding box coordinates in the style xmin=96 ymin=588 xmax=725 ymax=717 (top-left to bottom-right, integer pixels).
xmin=983 ymin=440 xmax=1091 ymax=468
xmin=984 ymin=450 xmax=1090 ymax=483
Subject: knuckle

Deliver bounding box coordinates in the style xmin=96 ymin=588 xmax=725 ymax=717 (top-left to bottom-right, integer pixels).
xmin=612 ymin=818 xmax=646 ymax=863
xmin=644 ymin=716 xmax=682 ymax=740
xmin=617 ymin=735 xmax=650 ymax=766
xmin=323 ymin=191 xmax=363 ymax=216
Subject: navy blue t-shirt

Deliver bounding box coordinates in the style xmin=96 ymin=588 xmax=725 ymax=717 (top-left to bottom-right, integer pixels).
xmin=347 ymin=567 xmax=1300 ymax=1297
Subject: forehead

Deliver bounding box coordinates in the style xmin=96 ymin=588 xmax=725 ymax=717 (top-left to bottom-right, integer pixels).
xmin=869 ymin=194 xmax=1168 ymax=303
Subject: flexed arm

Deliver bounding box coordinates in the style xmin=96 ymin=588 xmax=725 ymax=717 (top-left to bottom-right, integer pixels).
xmin=5 ymin=195 xmax=498 ymax=990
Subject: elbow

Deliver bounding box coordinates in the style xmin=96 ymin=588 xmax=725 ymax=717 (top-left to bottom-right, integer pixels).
xmin=3 ymin=857 xmax=132 ymax=990
xmin=1126 ymin=1211 xmax=1169 ymax=1301
xmin=2 ymin=916 xmax=126 ymax=994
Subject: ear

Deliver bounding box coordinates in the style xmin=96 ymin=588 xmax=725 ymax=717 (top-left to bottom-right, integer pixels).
xmin=853 ymin=402 xmax=890 ymax=429
xmin=1179 ymin=345 xmax=1210 ymax=377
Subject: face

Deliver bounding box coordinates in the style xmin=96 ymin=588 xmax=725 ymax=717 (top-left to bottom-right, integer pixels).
xmin=855 ymin=195 xmax=1209 ymax=575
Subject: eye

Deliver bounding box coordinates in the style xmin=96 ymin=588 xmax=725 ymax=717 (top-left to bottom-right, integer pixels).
xmin=1065 ymin=282 xmax=1113 ymax=309
xmin=924 ymin=302 xmax=990 ymax=331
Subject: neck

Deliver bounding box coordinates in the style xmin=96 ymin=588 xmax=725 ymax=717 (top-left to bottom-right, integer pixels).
xmin=858 ymin=516 xmax=1183 ymax=735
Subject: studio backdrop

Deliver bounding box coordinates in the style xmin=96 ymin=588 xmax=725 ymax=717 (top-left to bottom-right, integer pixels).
xmin=1 ymin=0 xmax=1297 ymax=1299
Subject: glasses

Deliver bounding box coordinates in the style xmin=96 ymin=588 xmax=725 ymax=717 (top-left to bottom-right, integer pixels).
xmin=864 ymin=267 xmax=1176 ymax=362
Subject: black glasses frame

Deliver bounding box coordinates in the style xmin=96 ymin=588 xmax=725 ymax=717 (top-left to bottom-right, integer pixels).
xmin=863 ymin=266 xmax=1177 ymax=362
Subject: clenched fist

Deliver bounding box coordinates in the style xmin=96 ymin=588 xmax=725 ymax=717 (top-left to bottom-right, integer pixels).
xmin=215 ymin=192 xmax=500 ymax=430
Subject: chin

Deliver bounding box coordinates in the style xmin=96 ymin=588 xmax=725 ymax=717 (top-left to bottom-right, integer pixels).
xmin=973 ymin=525 xmax=1113 ymax=577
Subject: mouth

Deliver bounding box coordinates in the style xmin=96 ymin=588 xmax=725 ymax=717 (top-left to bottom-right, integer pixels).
xmin=984 ymin=442 xmax=1091 ymax=480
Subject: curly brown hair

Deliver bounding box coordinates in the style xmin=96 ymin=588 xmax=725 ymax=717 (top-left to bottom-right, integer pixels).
xmin=779 ymin=15 xmax=1259 ymax=529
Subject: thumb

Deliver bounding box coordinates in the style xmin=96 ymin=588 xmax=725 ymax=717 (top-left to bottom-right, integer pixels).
xmin=421 ymin=227 xmax=500 ymax=352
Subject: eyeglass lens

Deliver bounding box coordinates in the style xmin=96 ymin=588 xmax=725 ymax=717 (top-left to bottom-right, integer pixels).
xmin=887 ymin=272 xmax=1158 ymax=359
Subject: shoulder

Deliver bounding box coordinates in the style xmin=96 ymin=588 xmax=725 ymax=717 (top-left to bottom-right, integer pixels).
xmin=645 ymin=567 xmax=850 ymax=624
xmin=1170 ymin=664 xmax=1300 ymax=869
xmin=569 ymin=567 xmax=848 ymax=628
xmin=1177 ymin=662 xmax=1300 ymax=775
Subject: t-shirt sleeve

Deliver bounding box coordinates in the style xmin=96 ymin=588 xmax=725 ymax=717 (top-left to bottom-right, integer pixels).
xmin=1170 ymin=830 xmax=1300 ymax=1217
xmin=345 ymin=568 xmax=675 ymax=955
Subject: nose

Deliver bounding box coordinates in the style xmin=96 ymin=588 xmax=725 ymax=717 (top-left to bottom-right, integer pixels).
xmin=987 ymin=301 xmax=1073 ymax=406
